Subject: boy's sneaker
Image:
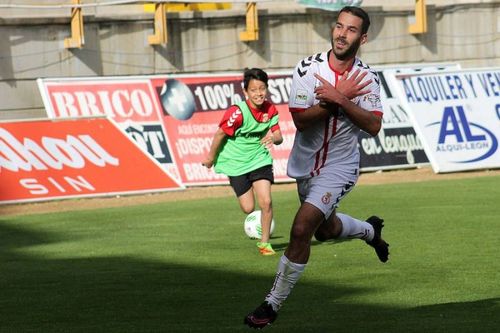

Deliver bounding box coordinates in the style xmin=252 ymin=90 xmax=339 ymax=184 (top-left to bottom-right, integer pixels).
xmin=257 ymin=242 xmax=276 ymax=256
xmin=244 ymin=301 xmax=278 ymax=329
xmin=365 ymin=216 xmax=390 ymax=263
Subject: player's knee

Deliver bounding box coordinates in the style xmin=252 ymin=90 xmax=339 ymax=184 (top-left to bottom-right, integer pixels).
xmin=243 ymin=207 xmax=254 ymax=214
xmin=259 ymin=198 xmax=272 ymax=213
xmin=314 ymin=229 xmax=329 ymax=242
xmin=240 ymin=204 xmax=255 ymax=214
xmin=290 ymin=222 xmax=312 ymax=242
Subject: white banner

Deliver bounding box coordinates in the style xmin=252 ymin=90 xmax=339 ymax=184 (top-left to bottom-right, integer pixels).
xmin=359 ymin=63 xmax=460 ymax=171
xmin=389 ymin=68 xmax=500 ymax=173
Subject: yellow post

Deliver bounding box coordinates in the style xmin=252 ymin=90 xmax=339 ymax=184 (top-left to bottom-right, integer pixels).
xmin=239 ymin=2 xmax=259 ymax=41
xmin=409 ymin=0 xmax=427 ymax=34
xmin=148 ymin=2 xmax=168 ymax=45
xmin=64 ymin=0 xmax=84 ymax=48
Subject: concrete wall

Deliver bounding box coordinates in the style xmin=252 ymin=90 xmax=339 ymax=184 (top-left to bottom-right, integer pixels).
xmin=0 ymin=1 xmax=499 ymax=120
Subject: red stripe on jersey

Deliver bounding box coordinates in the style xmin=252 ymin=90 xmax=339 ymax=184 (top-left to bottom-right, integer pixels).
xmin=309 ymin=70 xmax=341 ymax=177
xmin=313 ymin=115 xmax=338 ymax=176
xmin=310 ymin=117 xmax=332 ymax=177
xmin=372 ymin=110 xmax=383 ymax=118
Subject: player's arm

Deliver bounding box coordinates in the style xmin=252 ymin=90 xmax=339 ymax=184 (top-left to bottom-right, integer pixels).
xmin=261 ymin=114 xmax=283 ymax=148
xmin=260 ymin=128 xmax=283 ymax=149
xmin=271 ymin=128 xmax=283 ymax=145
xmin=203 ymin=105 xmax=243 ymax=168
xmin=202 ymin=128 xmax=227 ymax=168
xmin=336 ymin=96 xmax=381 ymax=136
xmin=291 ymin=69 xmax=371 ymax=132
xmin=288 ymin=60 xmax=333 ymax=132
xmin=314 ymin=73 xmax=381 ymax=136
xmin=291 ymin=104 xmax=332 ymax=132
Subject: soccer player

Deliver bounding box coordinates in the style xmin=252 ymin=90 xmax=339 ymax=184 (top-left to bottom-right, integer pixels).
xmin=244 ymin=6 xmax=389 ymax=328
xmin=202 ymin=68 xmax=283 ymax=256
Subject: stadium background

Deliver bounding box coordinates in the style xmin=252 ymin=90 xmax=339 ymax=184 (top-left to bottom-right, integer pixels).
xmin=1 ymin=3 xmax=499 ymax=332
xmin=0 ymin=0 xmax=499 ymax=207
xmin=0 ymin=0 xmax=499 ymax=120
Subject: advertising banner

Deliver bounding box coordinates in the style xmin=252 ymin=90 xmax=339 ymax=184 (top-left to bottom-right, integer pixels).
xmin=149 ymin=74 xmax=295 ymax=185
xmin=37 ymin=78 xmax=181 ymax=182
xmin=38 ymin=73 xmax=296 ymax=186
xmin=37 ymin=64 xmax=459 ymax=185
xmin=388 ymin=68 xmax=500 ymax=173
xmin=359 ymin=63 xmax=460 ymax=171
xmin=0 ymin=117 xmax=183 ymax=204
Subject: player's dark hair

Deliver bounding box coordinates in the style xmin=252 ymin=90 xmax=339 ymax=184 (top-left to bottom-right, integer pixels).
xmin=243 ymin=68 xmax=269 ymax=90
xmin=339 ymin=6 xmax=370 ymax=34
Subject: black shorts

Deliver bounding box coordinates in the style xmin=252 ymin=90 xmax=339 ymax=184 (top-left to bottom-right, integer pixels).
xmin=228 ymin=164 xmax=274 ymax=197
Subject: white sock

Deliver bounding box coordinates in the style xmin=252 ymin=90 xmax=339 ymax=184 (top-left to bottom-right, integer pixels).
xmin=337 ymin=213 xmax=374 ymax=241
xmin=264 ymin=255 xmax=306 ymax=312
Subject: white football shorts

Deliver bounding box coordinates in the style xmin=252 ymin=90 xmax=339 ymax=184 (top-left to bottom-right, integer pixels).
xmin=296 ymin=167 xmax=359 ymax=220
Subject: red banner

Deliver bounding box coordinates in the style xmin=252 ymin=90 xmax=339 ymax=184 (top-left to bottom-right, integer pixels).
xmin=39 ymin=78 xmax=181 ymax=182
xmin=38 ymin=74 xmax=296 ymax=186
xmin=150 ymin=74 xmax=295 ymax=185
xmin=0 ymin=118 xmax=183 ymax=204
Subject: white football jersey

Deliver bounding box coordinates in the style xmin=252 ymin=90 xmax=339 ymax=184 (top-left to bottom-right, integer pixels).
xmin=287 ymin=51 xmax=383 ymax=179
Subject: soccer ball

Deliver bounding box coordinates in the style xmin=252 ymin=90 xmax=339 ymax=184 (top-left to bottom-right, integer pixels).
xmin=244 ymin=210 xmax=275 ymax=239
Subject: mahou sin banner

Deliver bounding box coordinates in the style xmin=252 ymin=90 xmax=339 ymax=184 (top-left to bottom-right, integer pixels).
xmin=0 ymin=117 xmax=183 ymax=204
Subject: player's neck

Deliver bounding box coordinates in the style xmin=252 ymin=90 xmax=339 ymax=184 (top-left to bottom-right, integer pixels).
xmin=329 ymin=53 xmax=356 ymax=75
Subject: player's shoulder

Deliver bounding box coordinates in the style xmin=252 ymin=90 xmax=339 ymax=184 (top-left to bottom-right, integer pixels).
xmin=295 ymin=51 xmax=328 ymax=78
xmin=264 ymin=101 xmax=279 ymax=116
xmin=354 ymin=58 xmax=380 ymax=85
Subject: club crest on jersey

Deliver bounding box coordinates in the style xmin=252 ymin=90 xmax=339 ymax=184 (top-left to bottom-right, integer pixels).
xmin=321 ymin=192 xmax=332 ymax=204
xmin=295 ymin=89 xmax=308 ymax=105
xmin=262 ymin=113 xmax=269 ymax=122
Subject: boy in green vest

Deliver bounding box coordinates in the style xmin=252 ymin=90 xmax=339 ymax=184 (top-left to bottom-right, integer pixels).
xmin=202 ymin=68 xmax=283 ymax=255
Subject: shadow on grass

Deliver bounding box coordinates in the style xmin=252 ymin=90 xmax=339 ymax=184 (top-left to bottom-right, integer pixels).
xmin=0 ymin=221 xmax=498 ymax=333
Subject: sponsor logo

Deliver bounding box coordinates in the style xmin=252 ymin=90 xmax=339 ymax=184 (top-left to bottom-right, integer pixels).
xmin=46 ymin=81 xmax=160 ymax=122
xmin=0 ymin=118 xmax=182 ymax=203
xmin=295 ymin=89 xmax=308 ymax=105
xmin=297 ymin=53 xmax=323 ymax=77
xmin=125 ymin=123 xmax=173 ymax=164
xmin=226 ymin=109 xmax=242 ymax=127
xmin=427 ymin=105 xmax=498 ymax=163
xmin=0 ymin=127 xmax=118 ymax=172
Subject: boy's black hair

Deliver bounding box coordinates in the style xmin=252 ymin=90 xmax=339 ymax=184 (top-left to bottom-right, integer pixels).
xmin=243 ymin=68 xmax=269 ymax=90
xmin=339 ymin=6 xmax=370 ymax=34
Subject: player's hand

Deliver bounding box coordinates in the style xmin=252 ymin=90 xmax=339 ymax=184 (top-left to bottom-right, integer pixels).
xmin=260 ymin=135 xmax=274 ymax=149
xmin=314 ymin=73 xmax=345 ymax=105
xmin=202 ymin=157 xmax=214 ymax=168
xmin=335 ymin=69 xmax=372 ymax=99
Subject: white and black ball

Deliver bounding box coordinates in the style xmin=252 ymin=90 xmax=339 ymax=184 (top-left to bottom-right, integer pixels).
xmin=159 ymin=79 xmax=196 ymax=120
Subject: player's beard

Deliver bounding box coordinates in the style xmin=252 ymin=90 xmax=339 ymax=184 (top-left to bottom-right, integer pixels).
xmin=331 ymin=36 xmax=361 ymax=60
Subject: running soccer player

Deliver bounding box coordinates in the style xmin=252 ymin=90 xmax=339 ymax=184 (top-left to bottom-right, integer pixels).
xmin=245 ymin=6 xmax=389 ymax=328
xmin=203 ymin=68 xmax=283 ymax=256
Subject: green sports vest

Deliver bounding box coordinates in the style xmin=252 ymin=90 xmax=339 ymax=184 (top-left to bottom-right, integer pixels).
xmin=214 ymin=100 xmax=278 ymax=176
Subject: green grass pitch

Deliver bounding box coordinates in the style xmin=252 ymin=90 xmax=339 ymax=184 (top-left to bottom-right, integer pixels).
xmin=1 ymin=175 xmax=499 ymax=332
